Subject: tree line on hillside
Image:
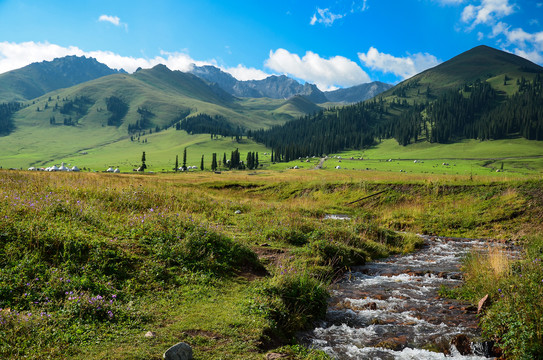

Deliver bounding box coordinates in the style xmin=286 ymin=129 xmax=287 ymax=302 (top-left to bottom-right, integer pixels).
xmin=0 ymin=102 xmax=23 ymax=135
xmin=250 ymin=75 xmax=543 ymax=161
xmin=178 ymin=113 xmax=243 ymax=138
xmin=106 ymin=96 xmax=128 ymax=126
xmin=249 ymin=100 xmax=384 ymax=162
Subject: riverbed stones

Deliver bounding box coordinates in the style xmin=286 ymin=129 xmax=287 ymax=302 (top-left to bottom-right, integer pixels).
xmin=451 ymin=334 xmax=472 ymax=355
xmin=163 ymin=342 xmax=193 ymax=360
xmin=265 ymin=353 xmax=288 ymax=359
xmin=375 ymin=336 xmax=408 ymax=351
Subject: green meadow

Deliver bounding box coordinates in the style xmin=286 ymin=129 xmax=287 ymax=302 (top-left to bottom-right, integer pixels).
xmin=1 ymin=168 xmax=542 ymax=359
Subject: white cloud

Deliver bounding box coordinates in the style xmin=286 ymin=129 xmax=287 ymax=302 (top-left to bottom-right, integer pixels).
xmin=514 ymin=48 xmax=543 ymax=63
xmin=223 ymin=64 xmax=271 ymax=81
xmin=98 ymin=15 xmax=120 ymax=26
xmin=461 ymin=0 xmax=515 ymax=28
xmin=358 ymin=47 xmax=440 ymax=80
xmin=98 ymin=14 xmax=128 ymax=31
xmin=310 ymin=8 xmax=344 ymax=26
xmin=264 ymin=48 xmax=371 ymax=91
xmin=0 ymin=41 xmax=216 ymax=74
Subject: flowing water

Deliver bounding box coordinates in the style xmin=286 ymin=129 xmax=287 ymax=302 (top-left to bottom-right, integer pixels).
xmin=302 ymin=236 xmax=512 ymax=359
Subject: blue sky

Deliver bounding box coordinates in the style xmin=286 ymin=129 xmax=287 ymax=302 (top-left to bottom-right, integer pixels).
xmin=0 ymin=0 xmax=541 ymax=90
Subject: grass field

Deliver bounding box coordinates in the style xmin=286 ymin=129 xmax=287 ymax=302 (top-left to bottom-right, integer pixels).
xmin=1 ymin=169 xmax=542 ymax=359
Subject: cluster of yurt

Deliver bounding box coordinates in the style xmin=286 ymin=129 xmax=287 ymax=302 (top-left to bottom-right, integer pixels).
xmin=179 ymin=166 xmax=198 ymax=171
xmin=106 ymin=167 xmax=120 ymax=173
xmin=28 ymin=162 xmax=80 ymax=172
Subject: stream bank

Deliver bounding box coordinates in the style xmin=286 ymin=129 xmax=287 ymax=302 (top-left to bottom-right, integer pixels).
xmin=302 ymin=236 xmax=514 ymax=359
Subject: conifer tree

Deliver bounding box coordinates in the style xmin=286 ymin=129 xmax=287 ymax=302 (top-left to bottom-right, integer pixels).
xmin=211 ymin=153 xmax=218 ymax=171
xmin=200 ymin=155 xmax=204 ymax=171
xmin=141 ymin=151 xmax=147 ymax=171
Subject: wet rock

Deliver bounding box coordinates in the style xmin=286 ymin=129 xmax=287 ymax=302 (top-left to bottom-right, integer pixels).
xmin=477 ymin=294 xmax=489 ymax=314
xmin=265 ymin=353 xmax=289 ymax=359
xmin=376 ymin=336 xmax=408 ymax=351
xmin=451 ymin=334 xmax=472 ymax=355
xmin=365 ymin=302 xmax=377 ymax=310
xmin=163 ymin=342 xmax=193 ymax=360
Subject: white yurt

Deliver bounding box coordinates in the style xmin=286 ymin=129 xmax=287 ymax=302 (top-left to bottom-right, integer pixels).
xmin=106 ymin=167 xmax=114 ymax=172
xmin=71 ymin=166 xmax=80 ymax=172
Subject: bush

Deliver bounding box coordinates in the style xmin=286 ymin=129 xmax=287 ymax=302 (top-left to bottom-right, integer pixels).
xmin=172 ymin=227 xmax=261 ymax=275
xmin=309 ymin=239 xmax=367 ymax=268
xmin=261 ymin=272 xmax=329 ymax=335
xmin=481 ymin=254 xmax=543 ymax=359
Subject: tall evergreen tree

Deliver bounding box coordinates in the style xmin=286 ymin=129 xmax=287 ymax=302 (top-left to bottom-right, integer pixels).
xmin=200 ymin=155 xmax=204 ymax=171
xmin=182 ymin=147 xmax=187 ymax=171
xmin=175 ymin=155 xmax=179 ymax=172
xmin=141 ymin=151 xmax=147 ymax=171
xmin=211 ymin=153 xmax=218 ymax=171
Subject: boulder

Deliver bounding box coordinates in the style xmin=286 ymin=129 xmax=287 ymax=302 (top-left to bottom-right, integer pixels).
xmin=163 ymin=342 xmax=193 ymax=360
xmin=265 ymin=353 xmax=288 ymax=360
xmin=451 ymin=334 xmax=472 ymax=355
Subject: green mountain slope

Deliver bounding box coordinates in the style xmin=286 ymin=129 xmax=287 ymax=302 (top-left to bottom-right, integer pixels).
xmin=251 ymin=45 xmax=543 ymax=161
xmin=380 ymin=45 xmax=543 ymax=102
xmin=0 ymin=64 xmax=315 ymax=168
xmin=276 ymin=95 xmax=322 ymax=117
xmin=0 ymin=56 xmax=122 ymax=102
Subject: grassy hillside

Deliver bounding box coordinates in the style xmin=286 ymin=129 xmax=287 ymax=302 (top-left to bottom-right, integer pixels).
xmin=0 ymin=56 xmax=120 ymax=102
xmin=378 ymin=45 xmax=543 ymax=107
xmin=0 ymin=65 xmax=316 ymax=169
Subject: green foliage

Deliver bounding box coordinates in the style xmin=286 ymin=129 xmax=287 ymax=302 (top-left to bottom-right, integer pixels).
xmin=309 ymin=239 xmax=367 ymax=268
xmin=0 ymin=102 xmax=22 ymax=135
xmin=105 ymin=96 xmax=128 ymax=126
xmin=480 ymin=251 xmax=543 ymax=359
xmin=260 ymin=272 xmax=329 ymax=335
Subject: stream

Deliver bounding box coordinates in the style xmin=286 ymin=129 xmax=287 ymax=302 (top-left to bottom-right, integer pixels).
xmin=302 ymin=236 xmax=510 ymax=359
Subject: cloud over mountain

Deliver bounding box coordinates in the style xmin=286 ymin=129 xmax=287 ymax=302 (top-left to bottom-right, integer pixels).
xmin=358 ymin=47 xmax=440 ymax=80
xmin=265 ymin=49 xmax=371 ymax=91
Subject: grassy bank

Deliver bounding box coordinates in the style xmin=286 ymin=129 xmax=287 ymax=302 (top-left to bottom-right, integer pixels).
xmin=0 ymin=170 xmax=542 ymax=359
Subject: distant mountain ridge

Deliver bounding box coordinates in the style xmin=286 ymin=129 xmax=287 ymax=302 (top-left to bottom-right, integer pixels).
xmin=0 ymin=56 xmax=125 ymax=102
xmin=190 ymin=65 xmax=392 ymax=104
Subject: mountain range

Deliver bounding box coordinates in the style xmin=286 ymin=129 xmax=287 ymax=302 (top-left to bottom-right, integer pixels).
xmin=0 ymin=44 xmax=541 ymax=170
xmin=0 ymin=56 xmax=391 ymax=105
xmin=190 ymin=65 xmax=392 ymax=103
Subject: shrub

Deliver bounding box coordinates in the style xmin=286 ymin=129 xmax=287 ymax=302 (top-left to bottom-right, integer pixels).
xmin=175 ymin=227 xmax=262 ymax=275
xmin=480 ymin=250 xmax=543 ymax=359
xmin=261 ymin=272 xmax=329 ymax=335
xmin=309 ymin=239 xmax=367 ymax=268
